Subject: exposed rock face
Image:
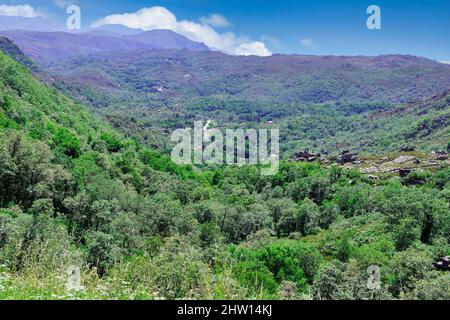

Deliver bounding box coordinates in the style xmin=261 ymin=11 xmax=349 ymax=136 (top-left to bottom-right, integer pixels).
xmin=436 ymin=150 xmax=448 ymax=161
xmin=336 ymin=150 xmax=358 ymax=164
xmin=398 ymin=168 xmax=412 ymax=177
xmin=393 ymin=155 xmax=416 ymax=164
xmin=294 ymin=149 xmax=321 ymax=162
xmin=328 ymin=151 xmax=449 ymax=176
xmin=400 ymin=146 xmax=416 ymax=152
xmin=434 ymin=256 xmax=450 ymax=271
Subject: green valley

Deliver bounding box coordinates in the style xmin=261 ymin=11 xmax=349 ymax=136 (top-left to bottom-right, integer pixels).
xmin=0 ymin=46 xmax=449 ymax=300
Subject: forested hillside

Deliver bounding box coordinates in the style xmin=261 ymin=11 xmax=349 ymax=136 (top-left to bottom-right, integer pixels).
xmin=0 ymin=48 xmax=449 ymax=300
xmin=2 ymin=34 xmax=449 ymax=156
xmin=38 ymin=49 xmax=450 ymax=155
xmin=45 ymin=49 xmax=450 ymax=105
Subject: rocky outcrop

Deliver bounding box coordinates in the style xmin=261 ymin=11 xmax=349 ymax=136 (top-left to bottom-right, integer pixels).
xmin=434 ymin=256 xmax=450 ymax=271
xmin=398 ymin=168 xmax=412 ymax=177
xmin=336 ymin=150 xmax=358 ymax=164
xmin=435 ymin=150 xmax=448 ymax=161
xmin=294 ymin=149 xmax=321 ymax=162
xmin=400 ymin=146 xmax=416 ymax=152
xmin=332 ymin=151 xmax=449 ymax=176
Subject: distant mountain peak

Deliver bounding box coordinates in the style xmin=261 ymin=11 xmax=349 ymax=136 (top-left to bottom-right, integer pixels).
xmin=127 ymin=29 xmax=209 ymax=51
xmin=89 ymin=24 xmax=145 ymax=35
xmin=0 ymin=16 xmax=64 ymax=32
xmin=0 ymin=28 xmax=210 ymax=61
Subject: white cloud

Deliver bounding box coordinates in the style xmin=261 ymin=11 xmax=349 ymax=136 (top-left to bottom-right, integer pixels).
xmin=53 ymin=0 xmax=75 ymax=9
xmin=92 ymin=7 xmax=176 ymax=30
xmin=300 ymin=38 xmax=318 ymax=49
xmin=0 ymin=4 xmax=42 ymax=17
xmin=261 ymin=35 xmax=281 ymax=51
xmin=441 ymin=61 xmax=450 ymax=64
xmin=91 ymin=6 xmax=271 ymax=56
xmin=199 ymin=14 xmax=231 ymax=28
xmin=235 ymin=42 xmax=272 ymax=56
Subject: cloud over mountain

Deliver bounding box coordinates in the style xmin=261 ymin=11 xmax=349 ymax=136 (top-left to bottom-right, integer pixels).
xmin=199 ymin=14 xmax=231 ymax=28
xmin=300 ymin=38 xmax=318 ymax=49
xmin=91 ymin=6 xmax=271 ymax=56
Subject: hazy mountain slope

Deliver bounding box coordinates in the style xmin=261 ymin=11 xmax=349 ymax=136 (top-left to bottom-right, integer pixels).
xmin=0 ymin=16 xmax=64 ymax=32
xmin=47 ymin=49 xmax=450 ymax=105
xmin=0 ymin=36 xmax=42 ymax=72
xmin=128 ymin=30 xmax=209 ymax=51
xmin=36 ymin=48 xmax=449 ymax=154
xmin=0 ymin=29 xmax=209 ymax=61
xmin=91 ymin=24 xmax=146 ymax=35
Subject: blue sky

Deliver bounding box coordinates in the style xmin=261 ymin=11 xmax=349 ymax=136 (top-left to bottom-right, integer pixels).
xmin=1 ymin=0 xmax=449 ymax=60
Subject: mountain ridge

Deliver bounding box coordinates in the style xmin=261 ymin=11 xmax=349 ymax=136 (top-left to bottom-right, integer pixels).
xmin=0 ymin=29 xmax=210 ymax=61
xmin=0 ymin=16 xmax=64 ymax=32
xmin=45 ymin=48 xmax=450 ymax=104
